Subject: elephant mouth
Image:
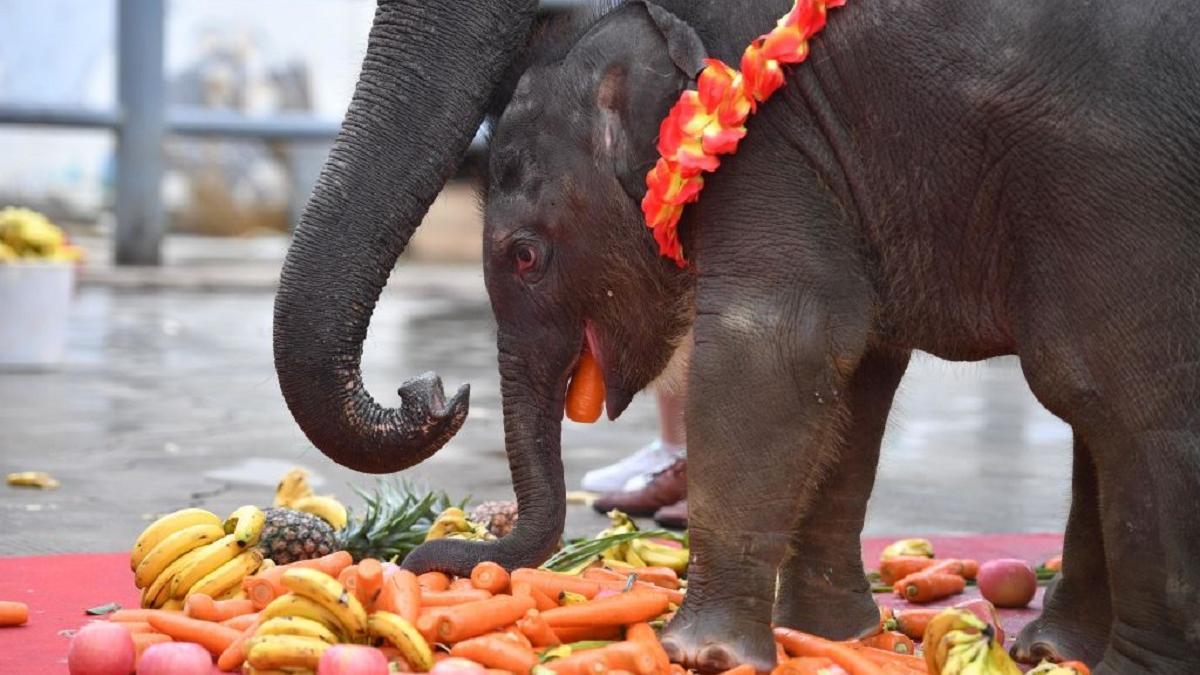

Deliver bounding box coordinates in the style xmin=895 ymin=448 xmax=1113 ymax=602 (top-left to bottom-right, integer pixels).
xmin=575 ymin=322 xmax=634 ymax=421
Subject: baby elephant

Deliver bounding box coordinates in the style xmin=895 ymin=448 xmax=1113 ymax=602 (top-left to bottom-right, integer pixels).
xmin=274 ymin=0 xmax=1200 ymax=673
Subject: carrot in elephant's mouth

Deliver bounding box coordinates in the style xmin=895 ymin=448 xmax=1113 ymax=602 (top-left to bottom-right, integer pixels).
xmin=565 ymin=347 xmax=605 ymax=423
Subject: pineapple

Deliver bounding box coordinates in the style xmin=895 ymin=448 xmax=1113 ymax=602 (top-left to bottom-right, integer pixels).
xmin=469 ymin=501 xmax=519 ymax=538
xmin=256 ymin=479 xmax=466 ymax=564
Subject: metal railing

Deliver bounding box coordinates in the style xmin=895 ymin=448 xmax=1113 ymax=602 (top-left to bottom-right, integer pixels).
xmin=0 ymin=0 xmax=586 ymax=265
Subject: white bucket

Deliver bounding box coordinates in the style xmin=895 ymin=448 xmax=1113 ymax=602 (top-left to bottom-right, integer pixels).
xmin=0 ymin=262 xmax=75 ymax=368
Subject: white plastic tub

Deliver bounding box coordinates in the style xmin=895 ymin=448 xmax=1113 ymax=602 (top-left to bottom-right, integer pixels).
xmin=0 ymin=262 xmax=75 ymax=368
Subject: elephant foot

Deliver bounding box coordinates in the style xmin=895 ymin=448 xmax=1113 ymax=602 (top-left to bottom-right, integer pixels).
xmin=660 ymin=607 xmax=777 ymax=673
xmin=1087 ymin=620 xmax=1200 ymax=675
xmin=773 ymin=584 xmax=880 ymax=640
xmin=1011 ymin=578 xmax=1109 ymax=666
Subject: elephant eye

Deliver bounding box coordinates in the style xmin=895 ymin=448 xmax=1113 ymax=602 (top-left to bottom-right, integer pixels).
xmin=514 ymin=243 xmax=538 ymax=274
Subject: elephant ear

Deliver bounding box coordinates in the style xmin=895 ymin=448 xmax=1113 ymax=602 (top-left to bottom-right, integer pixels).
xmin=595 ymin=2 xmax=706 ymax=201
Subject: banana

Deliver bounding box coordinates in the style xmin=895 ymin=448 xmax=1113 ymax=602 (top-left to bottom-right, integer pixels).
xmin=368 ymin=611 xmax=434 ymax=671
xmin=880 ymin=537 xmax=935 ymax=561
xmin=142 ymin=545 xmax=208 ymax=608
xmin=160 ymin=597 xmax=185 ymax=611
xmin=168 ymin=534 xmax=240 ymax=599
xmin=246 ymin=634 xmax=329 ymax=670
xmin=257 ymin=616 xmax=340 ymax=644
xmin=130 ymin=508 xmax=222 ymax=571
xmin=188 ymin=549 xmax=263 ymax=599
xmin=424 ymin=507 xmax=472 ymax=541
xmin=274 ymin=468 xmax=314 ymax=508
xmin=924 ymin=608 xmax=1020 ymax=675
xmin=280 ymin=568 xmax=368 ymax=639
xmin=1028 ymin=661 xmax=1086 ymax=675
xmin=134 ymin=523 xmax=225 ymax=588
xmin=629 ymin=538 xmax=690 ymax=573
xmin=559 ymin=591 xmax=589 ymax=605
xmin=260 ymin=594 xmax=345 ymax=639
xmin=291 ymin=496 xmax=348 ymax=530
xmin=224 ymin=505 xmax=267 ymax=548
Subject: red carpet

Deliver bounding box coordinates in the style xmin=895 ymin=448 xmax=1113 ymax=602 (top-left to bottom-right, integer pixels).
xmin=0 ymin=534 xmax=1063 ymax=674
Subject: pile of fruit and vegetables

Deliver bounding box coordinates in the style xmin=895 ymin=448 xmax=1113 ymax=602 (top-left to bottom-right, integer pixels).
xmin=0 ymin=206 xmax=84 ymax=263
xmin=17 ymin=470 xmax=1082 ymax=674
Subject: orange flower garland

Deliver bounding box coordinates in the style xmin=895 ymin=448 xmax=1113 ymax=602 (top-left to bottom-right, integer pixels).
xmin=641 ymin=0 xmax=848 ymax=266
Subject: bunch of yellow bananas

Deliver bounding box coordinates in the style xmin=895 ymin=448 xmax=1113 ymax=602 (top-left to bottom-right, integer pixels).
xmin=131 ymin=506 xmax=266 ymax=609
xmin=881 ymin=537 xmax=936 ymax=561
xmin=423 ymin=507 xmax=494 ymax=543
xmin=599 ymin=511 xmax=689 ymax=574
xmin=247 ymin=568 xmax=434 ymax=672
xmin=0 ymin=207 xmax=82 ymax=262
xmin=274 ymin=468 xmax=349 ymax=530
xmin=1028 ymin=661 xmax=1090 ymax=675
xmin=924 ymin=608 xmax=1022 ymax=675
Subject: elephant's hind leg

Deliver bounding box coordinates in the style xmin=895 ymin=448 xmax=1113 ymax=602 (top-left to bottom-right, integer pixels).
xmin=774 ymin=347 xmax=910 ymax=639
xmin=1011 ymin=432 xmax=1111 ymax=666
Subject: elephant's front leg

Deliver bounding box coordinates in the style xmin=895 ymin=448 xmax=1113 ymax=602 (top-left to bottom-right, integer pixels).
xmin=660 ymin=296 xmax=871 ymax=673
xmin=774 ymin=347 xmax=910 ymax=639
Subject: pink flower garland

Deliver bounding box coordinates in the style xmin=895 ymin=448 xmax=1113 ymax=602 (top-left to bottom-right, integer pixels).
xmin=641 ymin=0 xmax=848 ymax=266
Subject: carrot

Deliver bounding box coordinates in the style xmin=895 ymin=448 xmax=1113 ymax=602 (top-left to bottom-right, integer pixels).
xmin=593 ymin=578 xmax=686 ymax=605
xmin=953 ymin=598 xmax=1005 ymax=644
xmin=356 ymin=559 xmax=385 ymax=610
xmin=513 ymin=581 xmax=558 ymax=612
xmin=1060 ymin=661 xmax=1091 ymax=675
xmin=891 ymin=608 xmax=938 ymax=640
xmin=502 ymin=624 xmax=534 ymax=650
xmin=626 ymin=567 xmax=680 ymax=590
xmin=774 ymin=627 xmax=883 ymax=675
xmin=1045 ymin=555 xmax=1063 ymax=572
xmin=272 ymin=550 xmax=353 ymax=578
xmin=131 ymin=632 xmax=173 ymax=668
xmin=216 ymin=618 xmax=261 ymax=672
xmin=878 ymin=557 xmax=937 ymax=585
xmin=450 ymin=577 xmax=477 ymax=591
xmin=450 ymin=634 xmax=539 ymax=672
xmin=471 ymin=561 xmax=512 ymax=594
xmin=552 ymin=624 xmax=623 ymax=642
xmin=107 ymin=608 xmax=175 ymax=622
xmin=378 ymin=569 xmax=422 ymax=622
xmin=857 ymin=631 xmax=915 ymax=655
xmin=422 ymin=588 xmax=494 ymax=607
xmin=898 ymin=573 xmax=965 ymax=603
xmin=429 ymin=594 xmax=537 ymax=643
xmin=923 ymin=558 xmax=978 ymax=580
xmin=517 ymin=610 xmax=560 ymax=647
xmin=511 ymin=569 xmax=600 ymax=600
xmin=627 ymin=622 xmax=670 ymax=675
xmin=185 ymin=595 xmax=255 ymax=622
xmin=541 ymin=590 xmax=669 ymax=628
xmin=417 ymin=571 xmax=452 ymax=592
xmin=116 ymin=621 xmax=158 ymax=635
xmin=565 ymin=348 xmax=605 ymax=423
xmin=773 ymin=656 xmax=843 ymax=674
xmin=717 ymin=665 xmax=756 ymax=675
xmin=338 ymin=564 xmax=360 ymax=597
xmin=146 ymin=611 xmax=241 ymax=656
xmin=242 ymin=575 xmax=285 ymax=610
xmin=842 ymin=644 xmax=926 ymax=673
xmin=0 ymin=601 xmax=29 ymax=627
xmin=777 ymin=641 xmax=790 ymax=664
xmin=546 ymin=640 xmax=658 ymax=674
xmin=242 ymin=551 xmax=352 ymax=610
xmin=221 ymin=612 xmax=259 ymax=631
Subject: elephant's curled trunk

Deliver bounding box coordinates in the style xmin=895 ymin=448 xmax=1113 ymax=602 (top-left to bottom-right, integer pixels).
xmin=272 ymin=0 xmax=539 ymax=473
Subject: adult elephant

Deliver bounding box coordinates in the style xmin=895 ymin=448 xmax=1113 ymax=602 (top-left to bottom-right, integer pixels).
xmin=275 ymin=0 xmax=1200 ymax=672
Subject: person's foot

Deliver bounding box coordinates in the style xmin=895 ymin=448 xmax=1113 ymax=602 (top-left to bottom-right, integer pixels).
xmin=653 ymin=499 xmax=688 ymax=529
xmin=592 ymin=457 xmax=686 ymax=517
xmin=581 ymin=440 xmax=682 ymax=493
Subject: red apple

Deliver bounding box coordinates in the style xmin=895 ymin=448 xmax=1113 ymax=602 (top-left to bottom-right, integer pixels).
xmin=317 ymin=644 xmax=389 ymax=675
xmin=430 ymin=657 xmax=488 ymax=675
xmin=136 ymin=642 xmax=211 ymax=675
xmin=977 ymin=558 xmax=1037 ymax=608
xmin=67 ymin=621 xmax=135 ymax=675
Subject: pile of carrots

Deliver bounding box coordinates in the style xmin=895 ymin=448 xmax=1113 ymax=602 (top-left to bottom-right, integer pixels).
xmin=879 ymin=557 xmax=979 ymax=605
xmin=76 ymin=548 xmax=964 ymax=674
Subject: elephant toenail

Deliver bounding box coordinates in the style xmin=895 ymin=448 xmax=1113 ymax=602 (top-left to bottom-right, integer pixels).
xmin=698 ymin=644 xmax=736 ymax=672
xmin=661 ymin=637 xmax=685 ymax=665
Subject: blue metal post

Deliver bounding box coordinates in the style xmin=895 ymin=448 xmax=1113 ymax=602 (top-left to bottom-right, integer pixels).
xmin=114 ymin=0 xmax=166 ymax=265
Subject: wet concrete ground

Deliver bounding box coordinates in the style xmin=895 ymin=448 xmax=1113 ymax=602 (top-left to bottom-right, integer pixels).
xmin=0 ymin=262 xmax=1072 ymax=555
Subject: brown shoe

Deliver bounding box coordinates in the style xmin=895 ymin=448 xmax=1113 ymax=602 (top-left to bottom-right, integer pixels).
xmin=592 ymin=457 xmax=686 ymax=517
xmin=653 ymin=499 xmax=688 ymax=530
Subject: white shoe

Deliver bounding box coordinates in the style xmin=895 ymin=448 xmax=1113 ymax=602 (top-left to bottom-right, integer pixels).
xmin=581 ymin=440 xmax=682 ymax=493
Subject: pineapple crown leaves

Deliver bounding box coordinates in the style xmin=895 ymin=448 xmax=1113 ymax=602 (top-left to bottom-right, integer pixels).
xmin=338 ymin=479 xmax=469 ymax=563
